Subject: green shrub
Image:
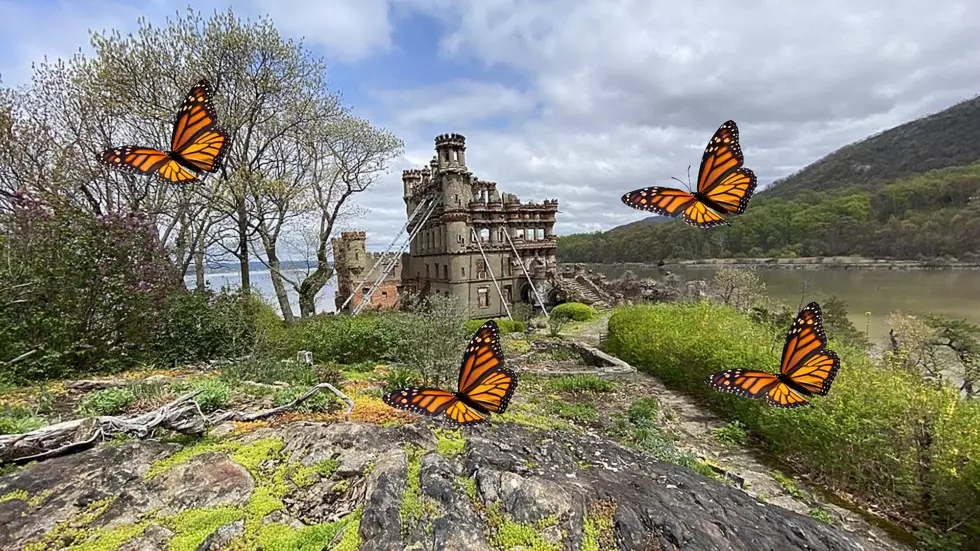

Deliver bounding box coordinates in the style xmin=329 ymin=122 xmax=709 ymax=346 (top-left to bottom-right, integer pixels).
xmin=75 ymin=387 xmax=136 ymax=417
xmin=547 ymin=375 xmax=614 ymax=393
xmin=627 ymin=397 xmax=659 ymax=427
xmin=152 ymin=288 xmax=279 ymax=365
xmin=551 ymin=302 xmax=598 ymax=322
xmin=0 ymin=405 xmax=45 ymax=435
xmin=605 ymin=301 xmax=980 ymax=542
xmin=221 ymin=357 xmax=317 ymax=386
xmin=464 ymin=318 xmax=526 ymax=334
xmin=194 ymin=379 xmax=230 ymax=413
xmin=290 ymin=313 xmax=399 ymax=365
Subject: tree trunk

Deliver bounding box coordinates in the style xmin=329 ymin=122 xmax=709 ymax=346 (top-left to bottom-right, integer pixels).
xmin=298 ymin=266 xmax=333 ymax=318
xmin=194 ymin=241 xmax=205 ymax=290
xmin=236 ymin=197 xmax=251 ymax=293
xmin=263 ymin=242 xmax=295 ymax=324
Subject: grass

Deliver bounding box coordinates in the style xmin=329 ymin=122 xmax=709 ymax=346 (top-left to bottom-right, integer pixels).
xmin=605 ymin=301 xmax=980 ymax=543
xmin=546 ymin=375 xmax=614 ymax=393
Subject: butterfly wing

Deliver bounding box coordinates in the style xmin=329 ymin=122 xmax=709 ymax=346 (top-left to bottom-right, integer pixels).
xmin=765 ymin=383 xmax=812 ymax=409
xmin=779 ymin=302 xmax=841 ymax=396
xmin=382 ymin=387 xmax=488 ymax=425
xmin=621 ymin=187 xmax=697 ymax=218
xmin=696 ymin=120 xmax=757 ymax=215
xmin=99 ymin=146 xmax=198 ymax=184
xmin=170 ymin=79 xmax=229 ymax=173
xmin=456 ymin=320 xmax=517 ymax=414
xmin=682 ymin=200 xmax=730 ymax=228
xmin=706 ymin=369 xmax=811 ymax=408
xmin=706 ymin=369 xmax=781 ymax=399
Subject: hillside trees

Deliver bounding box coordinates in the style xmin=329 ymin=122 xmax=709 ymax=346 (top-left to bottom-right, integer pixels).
xmin=0 ymin=8 xmax=402 ymax=318
xmin=557 ymin=163 xmax=980 ymax=263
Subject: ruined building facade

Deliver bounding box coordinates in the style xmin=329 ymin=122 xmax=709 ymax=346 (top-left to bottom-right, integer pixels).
xmin=333 ymin=133 xmax=559 ymax=318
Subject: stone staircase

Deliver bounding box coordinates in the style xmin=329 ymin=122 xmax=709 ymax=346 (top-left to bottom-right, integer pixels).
xmin=558 ymin=277 xmax=611 ymax=307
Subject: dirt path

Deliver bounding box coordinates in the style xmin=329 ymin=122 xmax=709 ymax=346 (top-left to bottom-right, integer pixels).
xmin=559 ymin=311 xmax=911 ymax=551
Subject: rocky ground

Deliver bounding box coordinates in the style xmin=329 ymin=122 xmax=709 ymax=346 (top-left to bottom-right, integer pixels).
xmin=0 ymin=319 xmax=913 ymax=550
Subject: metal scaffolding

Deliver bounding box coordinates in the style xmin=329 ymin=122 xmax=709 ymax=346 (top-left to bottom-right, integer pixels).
xmin=471 ymin=228 xmax=513 ymax=321
xmin=504 ymin=231 xmax=550 ymax=317
xmin=346 ymin=194 xmax=440 ymax=315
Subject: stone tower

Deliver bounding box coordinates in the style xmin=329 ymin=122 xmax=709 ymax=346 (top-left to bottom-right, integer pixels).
xmin=331 ymin=231 xmax=367 ymax=311
xmin=435 ymin=133 xmax=470 ymax=255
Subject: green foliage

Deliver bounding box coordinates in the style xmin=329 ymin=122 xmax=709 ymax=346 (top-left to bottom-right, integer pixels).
xmin=547 ymin=401 xmax=598 ymax=422
xmin=272 ymin=387 xmax=335 ymax=413
xmin=465 ymin=318 xmax=526 ymax=334
xmin=221 ymin=357 xmax=317 ymax=387
xmin=558 ymin=162 xmax=980 ymax=262
xmin=485 ymin=502 xmax=561 ymax=551
xmin=626 ymin=397 xmax=659 ymax=427
xmin=152 ymin=288 xmax=278 ymax=365
xmin=821 ymin=296 xmax=871 ymax=350
xmin=290 ymin=313 xmax=400 ymax=365
xmin=551 ymin=302 xmax=598 ymax=322
xmin=194 ymin=379 xmax=230 ymax=413
xmin=808 ymin=507 xmax=834 ymax=524
xmin=383 ymin=368 xmax=422 ymax=393
xmin=0 ymin=201 xmax=178 ymax=382
xmin=546 ymin=375 xmax=614 ymax=393
xmin=432 ymin=428 xmax=466 ymax=458
xmin=604 ymin=301 xmax=980 ymax=542
xmin=0 ymin=404 xmax=46 ymax=434
xmin=75 ymin=387 xmax=135 ymax=417
xmin=399 ymin=443 xmax=437 ymax=536
xmin=713 ymin=421 xmax=749 ymax=446
xmin=388 ymin=293 xmax=469 ymax=388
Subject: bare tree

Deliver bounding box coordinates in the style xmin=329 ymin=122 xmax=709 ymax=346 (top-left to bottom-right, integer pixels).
xmin=293 ymin=116 xmax=402 ymax=317
xmin=0 ymin=7 xmax=396 ymax=304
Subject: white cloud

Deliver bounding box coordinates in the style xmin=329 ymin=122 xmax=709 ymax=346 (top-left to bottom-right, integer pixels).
xmin=251 ymin=0 xmax=394 ymax=62
xmin=350 ymin=0 xmax=980 ymax=240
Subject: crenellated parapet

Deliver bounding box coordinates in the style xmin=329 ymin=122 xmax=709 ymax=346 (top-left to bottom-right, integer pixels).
xmin=340 ymin=231 xmax=366 ymax=240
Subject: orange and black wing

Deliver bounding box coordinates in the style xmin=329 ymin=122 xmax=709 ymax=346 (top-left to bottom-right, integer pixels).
xmin=705 ymin=369 xmax=811 ymax=409
xmin=169 ymin=79 xmax=229 ymax=173
xmin=621 ymin=187 xmax=697 ymax=218
xmin=682 ymin=200 xmax=730 ymax=228
xmin=382 ymin=387 xmax=488 ymax=425
xmin=99 ymin=146 xmax=198 ymax=184
xmin=457 ymin=320 xmax=517 ymax=414
xmin=764 ymin=383 xmax=812 ymax=409
xmin=706 ymin=369 xmax=781 ymax=400
xmin=696 ymin=120 xmax=757 ymax=215
xmin=780 ymin=302 xmax=841 ymax=396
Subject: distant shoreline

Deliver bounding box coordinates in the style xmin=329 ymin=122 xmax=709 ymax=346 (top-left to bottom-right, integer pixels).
xmin=567 ymin=256 xmax=980 ymax=271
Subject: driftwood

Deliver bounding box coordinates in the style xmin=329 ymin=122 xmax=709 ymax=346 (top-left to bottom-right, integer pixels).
xmin=0 ymin=382 xmax=354 ymax=465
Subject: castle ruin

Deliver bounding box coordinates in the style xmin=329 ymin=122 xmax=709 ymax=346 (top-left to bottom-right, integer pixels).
xmin=333 ymin=133 xmax=559 ymax=318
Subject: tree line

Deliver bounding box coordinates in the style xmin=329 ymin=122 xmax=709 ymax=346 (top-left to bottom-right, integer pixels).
xmin=558 ymin=162 xmax=980 ymax=263
xmin=0 ymin=8 xmax=403 ymax=323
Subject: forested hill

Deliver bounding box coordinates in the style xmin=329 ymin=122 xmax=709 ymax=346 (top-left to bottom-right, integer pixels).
xmin=557 ymin=97 xmax=980 ymax=263
xmin=765 ymin=95 xmax=980 ymax=198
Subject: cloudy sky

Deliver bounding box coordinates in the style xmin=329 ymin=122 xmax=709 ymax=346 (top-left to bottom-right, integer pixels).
xmin=2 ymin=0 xmax=979 ymax=252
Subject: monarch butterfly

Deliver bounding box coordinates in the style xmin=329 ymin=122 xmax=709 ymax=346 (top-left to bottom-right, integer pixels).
xmin=382 ymin=320 xmax=518 ymax=425
xmin=706 ymin=302 xmax=841 ymax=408
xmin=621 ymin=120 xmax=757 ymax=228
xmin=99 ymin=79 xmax=229 ymax=184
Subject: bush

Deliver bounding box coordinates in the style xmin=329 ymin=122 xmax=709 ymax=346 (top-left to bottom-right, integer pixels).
xmin=152 ymin=288 xmax=279 ymax=365
xmin=0 ymin=199 xmax=178 ymax=382
xmin=604 ymin=301 xmax=980 ymax=543
xmin=551 ymin=302 xmax=598 ymax=322
xmin=387 ymin=293 xmax=469 ymax=388
xmin=290 ymin=313 xmax=399 ymax=365
xmin=547 ymin=375 xmax=614 ymax=393
xmin=194 ymin=379 xmax=230 ymax=413
xmin=464 ymin=318 xmax=526 ymax=334
xmin=75 ymin=387 xmax=136 ymax=417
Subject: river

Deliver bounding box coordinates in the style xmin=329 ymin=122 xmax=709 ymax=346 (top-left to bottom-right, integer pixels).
xmin=586 ymin=263 xmax=980 ymax=344
xmin=185 ymin=269 xmax=339 ymax=316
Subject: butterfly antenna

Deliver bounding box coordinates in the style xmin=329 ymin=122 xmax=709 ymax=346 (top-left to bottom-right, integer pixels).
xmin=670 ymin=176 xmax=693 ymax=194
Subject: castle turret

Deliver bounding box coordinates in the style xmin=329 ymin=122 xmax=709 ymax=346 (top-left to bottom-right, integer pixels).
xmin=331 ymin=231 xmax=368 ymax=311
xmin=402 ymin=169 xmax=423 ymax=216
xmin=435 ymin=133 xmax=466 ymax=170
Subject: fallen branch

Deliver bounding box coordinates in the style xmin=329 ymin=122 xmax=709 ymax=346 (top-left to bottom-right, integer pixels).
xmin=209 ymin=383 xmax=355 ymax=424
xmin=0 ymin=383 xmax=355 ymax=465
